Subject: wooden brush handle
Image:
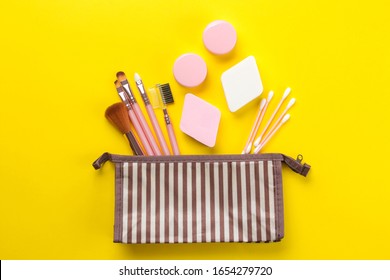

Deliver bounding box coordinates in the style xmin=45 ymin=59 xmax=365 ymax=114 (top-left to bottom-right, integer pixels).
xmin=125 ymin=132 xmax=144 ymax=156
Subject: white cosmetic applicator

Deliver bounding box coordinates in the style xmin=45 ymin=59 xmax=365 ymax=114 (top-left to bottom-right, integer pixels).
xmin=254 ymin=87 xmax=291 ymax=147
xmin=242 ymin=98 xmax=266 ymax=154
xmin=255 ymin=97 xmax=295 ymax=151
xmin=254 ymin=114 xmax=291 ymax=154
xmin=242 ymin=90 xmax=273 ymax=154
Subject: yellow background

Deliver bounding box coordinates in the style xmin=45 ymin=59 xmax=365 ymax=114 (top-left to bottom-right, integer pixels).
xmin=1 ymin=0 xmax=389 ymax=260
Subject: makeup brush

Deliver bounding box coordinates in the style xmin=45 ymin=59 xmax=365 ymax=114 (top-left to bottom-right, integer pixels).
xmin=134 ymin=73 xmax=171 ymax=155
xmin=116 ymin=71 xmax=162 ymax=155
xmin=254 ymin=114 xmax=290 ymax=154
xmin=254 ymin=87 xmax=291 ymax=147
xmin=105 ymin=102 xmax=144 ymax=155
xmin=115 ymin=80 xmax=153 ymax=155
xmin=157 ymin=83 xmax=180 ymax=155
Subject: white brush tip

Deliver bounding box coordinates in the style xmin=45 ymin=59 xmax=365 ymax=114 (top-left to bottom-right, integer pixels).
xmin=246 ymin=143 xmax=252 ymax=154
xmin=282 ymin=114 xmax=291 ymax=123
xmin=254 ymin=145 xmax=261 ymax=154
xmin=134 ymin=73 xmax=141 ymax=82
xmin=267 ymin=90 xmax=274 ymax=101
xmin=254 ymin=137 xmax=261 ymax=147
xmin=287 ymin=98 xmax=296 ymax=108
xmin=259 ymin=98 xmax=266 ymax=110
xmin=282 ymin=87 xmax=291 ymax=99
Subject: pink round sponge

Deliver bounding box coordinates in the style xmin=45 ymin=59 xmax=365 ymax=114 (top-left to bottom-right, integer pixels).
xmin=203 ymin=20 xmax=237 ymax=55
xmin=173 ymin=53 xmax=207 ymax=87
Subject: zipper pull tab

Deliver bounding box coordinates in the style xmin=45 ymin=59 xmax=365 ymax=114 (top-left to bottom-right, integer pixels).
xmin=92 ymin=152 xmax=112 ymax=170
xmin=282 ymin=154 xmax=311 ymax=177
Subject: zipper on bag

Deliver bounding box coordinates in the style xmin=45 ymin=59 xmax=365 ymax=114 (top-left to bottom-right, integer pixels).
xmin=93 ymin=152 xmax=310 ymax=177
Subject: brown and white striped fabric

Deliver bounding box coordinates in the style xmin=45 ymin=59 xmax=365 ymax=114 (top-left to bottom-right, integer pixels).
xmin=93 ymin=153 xmax=310 ymax=244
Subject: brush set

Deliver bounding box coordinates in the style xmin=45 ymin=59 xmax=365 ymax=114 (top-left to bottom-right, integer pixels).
xmin=106 ymin=72 xmax=180 ymax=156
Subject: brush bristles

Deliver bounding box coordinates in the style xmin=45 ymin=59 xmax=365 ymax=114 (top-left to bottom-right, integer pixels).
xmin=134 ymin=73 xmax=141 ymax=82
xmin=158 ymin=83 xmax=174 ymax=105
xmin=114 ymin=80 xmax=123 ymax=90
xmin=105 ymin=102 xmax=131 ymax=134
xmin=116 ymin=71 xmax=127 ymax=82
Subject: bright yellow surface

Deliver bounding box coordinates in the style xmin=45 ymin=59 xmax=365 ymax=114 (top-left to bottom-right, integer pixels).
xmin=1 ymin=0 xmax=389 ymax=260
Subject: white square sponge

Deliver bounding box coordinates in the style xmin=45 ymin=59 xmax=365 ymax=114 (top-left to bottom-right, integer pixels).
xmin=221 ymin=56 xmax=263 ymax=112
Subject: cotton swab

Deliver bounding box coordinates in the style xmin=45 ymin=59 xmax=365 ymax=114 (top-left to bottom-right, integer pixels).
xmin=254 ymin=114 xmax=290 ymax=154
xmin=242 ymin=90 xmax=274 ymax=154
xmin=254 ymin=87 xmax=291 ymax=147
xmin=259 ymin=96 xmax=295 ymax=142
xmin=242 ymin=98 xmax=266 ymax=154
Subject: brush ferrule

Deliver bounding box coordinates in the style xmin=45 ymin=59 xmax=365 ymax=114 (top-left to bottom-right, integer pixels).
xmin=135 ymin=79 xmax=144 ymax=92
xmin=121 ymin=84 xmax=136 ymax=104
xmin=117 ymin=92 xmax=132 ymax=109
xmin=120 ymin=81 xmax=135 ymax=99
xmin=163 ymin=108 xmax=171 ymax=125
xmin=125 ymin=92 xmax=136 ymax=104
xmin=118 ymin=91 xmax=127 ymax=102
xmin=123 ymin=98 xmax=132 ymax=109
xmin=120 ymin=80 xmax=128 ymax=88
xmin=136 ymin=82 xmax=150 ymax=105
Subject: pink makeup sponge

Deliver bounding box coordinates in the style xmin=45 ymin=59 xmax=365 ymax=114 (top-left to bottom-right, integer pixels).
xmin=203 ymin=20 xmax=237 ymax=55
xmin=180 ymin=94 xmax=221 ymax=147
xmin=173 ymin=53 xmax=207 ymax=87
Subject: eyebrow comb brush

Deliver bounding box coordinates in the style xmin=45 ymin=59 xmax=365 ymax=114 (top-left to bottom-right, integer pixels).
xmin=134 ymin=73 xmax=171 ymax=155
xmin=116 ymin=71 xmax=161 ymax=155
xmin=156 ymin=83 xmax=180 ymax=155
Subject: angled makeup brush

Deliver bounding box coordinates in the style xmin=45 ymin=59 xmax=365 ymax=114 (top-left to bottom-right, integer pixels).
xmin=254 ymin=114 xmax=290 ymax=154
xmin=105 ymin=102 xmax=144 ymax=155
xmin=116 ymin=71 xmax=161 ymax=155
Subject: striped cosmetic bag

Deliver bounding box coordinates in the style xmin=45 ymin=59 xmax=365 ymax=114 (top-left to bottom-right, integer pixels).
xmin=93 ymin=153 xmax=310 ymax=243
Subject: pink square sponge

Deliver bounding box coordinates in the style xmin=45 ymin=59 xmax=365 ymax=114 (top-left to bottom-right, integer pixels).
xmin=180 ymin=94 xmax=221 ymax=147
